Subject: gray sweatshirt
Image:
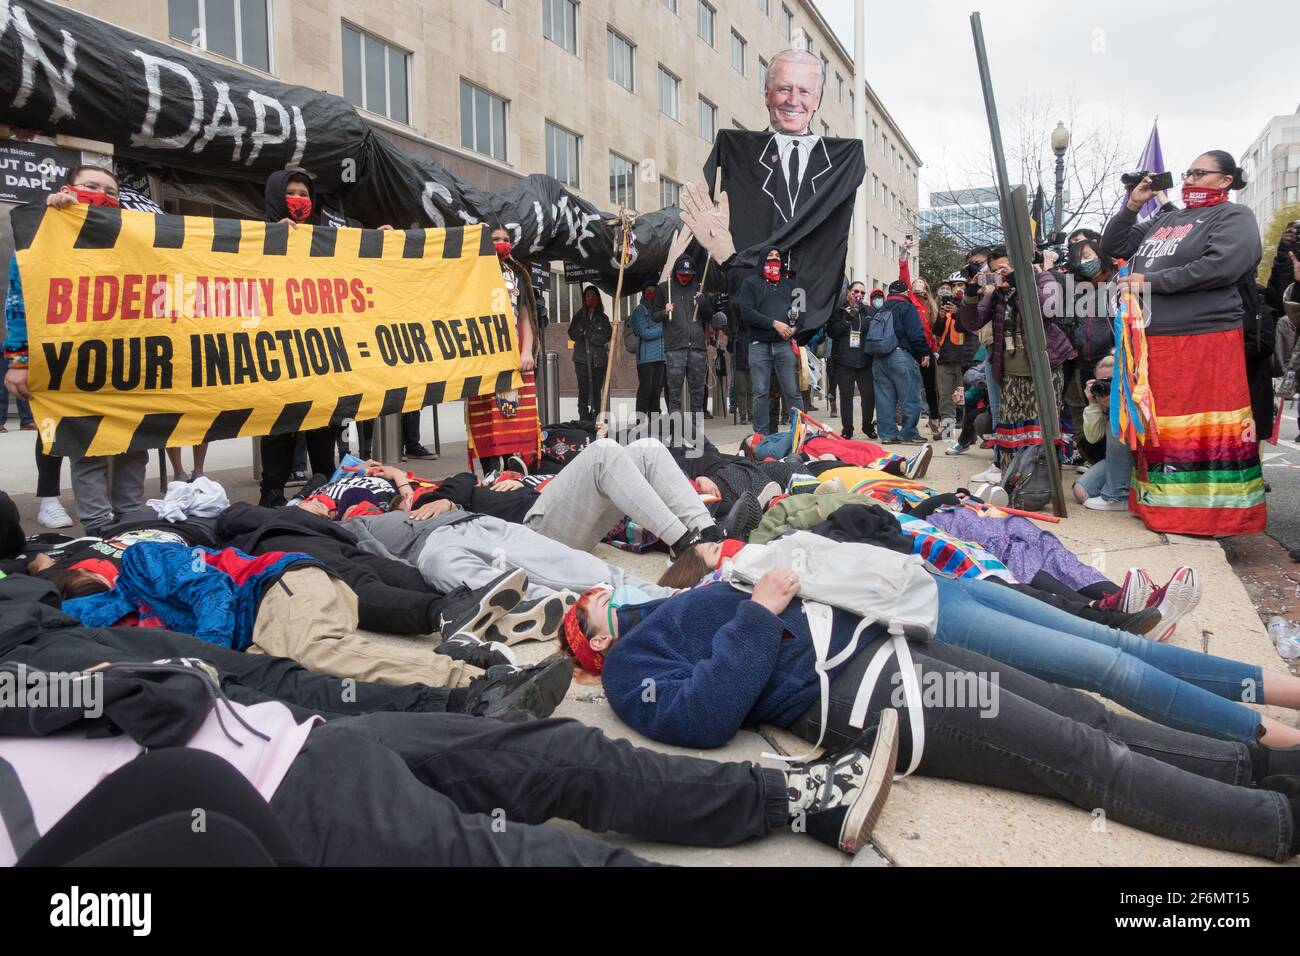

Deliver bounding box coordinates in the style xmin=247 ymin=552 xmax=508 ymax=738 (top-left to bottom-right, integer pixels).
xmin=1100 ymin=201 xmax=1261 ymax=336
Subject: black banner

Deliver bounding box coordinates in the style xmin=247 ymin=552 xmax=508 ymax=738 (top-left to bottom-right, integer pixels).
xmin=0 ymin=0 xmax=678 ymax=292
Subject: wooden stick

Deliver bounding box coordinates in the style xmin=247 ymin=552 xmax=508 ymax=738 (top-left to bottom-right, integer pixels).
xmin=599 ymin=209 xmax=632 ymax=418
xmin=977 ymin=503 xmax=1061 ymax=523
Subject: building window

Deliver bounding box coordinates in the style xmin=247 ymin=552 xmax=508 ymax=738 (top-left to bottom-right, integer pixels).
xmin=342 ymin=25 xmax=410 ymax=123
xmin=609 ymin=152 xmax=636 ymax=208
xmin=820 ymin=121 xmax=829 ymax=138
xmin=485 ymin=0 xmax=502 ymax=5
xmin=849 ymin=90 xmax=854 ymax=115
xmin=872 ymin=174 xmax=879 ymax=199
xmin=660 ymin=176 xmax=681 ymax=209
xmin=731 ymin=30 xmax=746 ymax=75
xmin=662 ymin=0 xmax=677 ymax=10
xmin=835 ymin=73 xmax=843 ymax=103
xmin=657 ymin=65 xmax=680 ymax=120
xmin=872 ymin=226 xmax=879 ymax=251
xmin=698 ymin=96 xmax=717 ymax=142
xmin=459 ymin=79 xmax=508 ymax=162
xmin=758 ymin=57 xmax=768 ymax=91
xmin=780 ymin=4 xmax=792 ymax=40
xmin=607 ymin=27 xmax=634 ymax=91
xmin=545 ymin=121 xmax=580 ymax=187
xmin=543 ymin=0 xmax=578 ymax=55
xmin=169 ymin=0 xmax=272 ymax=72
xmin=872 ymin=120 xmax=879 ymax=144
xmin=697 ymin=1 xmax=715 ymax=46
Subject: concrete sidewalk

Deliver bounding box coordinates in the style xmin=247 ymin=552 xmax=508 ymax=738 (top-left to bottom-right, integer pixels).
xmin=3 ymin=401 xmax=1293 ymax=866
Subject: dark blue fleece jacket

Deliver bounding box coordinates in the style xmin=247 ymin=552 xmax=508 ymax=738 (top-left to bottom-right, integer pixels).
xmin=602 ymin=583 xmax=880 ymax=749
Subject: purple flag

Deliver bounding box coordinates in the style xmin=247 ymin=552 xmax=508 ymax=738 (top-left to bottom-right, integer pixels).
xmin=1134 ymin=121 xmax=1165 ymax=222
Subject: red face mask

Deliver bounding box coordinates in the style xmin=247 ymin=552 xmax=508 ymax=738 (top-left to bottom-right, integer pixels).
xmin=584 ymin=293 xmax=599 ymax=308
xmin=71 ymin=186 xmax=119 ymax=208
xmin=716 ymin=538 xmax=746 ymax=568
xmin=644 ymin=289 xmax=656 ymax=303
xmin=493 ymin=240 xmax=512 ymax=259
xmin=674 ymin=272 xmax=693 ymax=286
xmin=284 ymin=195 xmax=313 ymax=222
xmin=763 ymin=262 xmax=782 ymax=281
xmin=1181 ymin=185 xmax=1229 ymax=208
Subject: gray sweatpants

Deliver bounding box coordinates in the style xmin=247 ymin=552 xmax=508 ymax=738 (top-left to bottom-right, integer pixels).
xmin=415 ymin=513 xmax=677 ymax=603
xmin=70 ymin=451 xmax=149 ymax=533
xmin=522 ymin=437 xmax=713 ymax=551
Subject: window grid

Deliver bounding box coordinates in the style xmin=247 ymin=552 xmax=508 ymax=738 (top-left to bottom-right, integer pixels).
xmin=607 ymin=27 xmax=634 ymax=91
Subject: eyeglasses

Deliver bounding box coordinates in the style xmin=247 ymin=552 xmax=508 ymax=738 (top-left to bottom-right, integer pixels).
xmin=1181 ymin=169 xmax=1228 ymax=182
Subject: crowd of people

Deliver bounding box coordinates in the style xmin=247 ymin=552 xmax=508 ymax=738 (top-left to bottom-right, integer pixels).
xmin=1 ymin=45 xmax=1297 ymax=866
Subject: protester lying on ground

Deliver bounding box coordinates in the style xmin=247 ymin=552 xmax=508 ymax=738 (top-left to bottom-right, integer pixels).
xmin=627 ymin=531 xmax=1300 ymax=749
xmin=562 ymin=565 xmax=1300 ymax=861
xmin=55 ymin=537 xmax=527 ymax=685
xmin=0 ymin=574 xmax=895 ymax=863
xmin=0 ymin=575 xmax=573 ymax=731
xmin=406 ymin=436 xmax=723 ymax=555
xmin=739 ymin=427 xmax=933 ymax=482
xmin=103 ymin=503 xmax=523 ymax=666
xmin=669 ymin=503 xmax=1168 ymax=638
xmin=0 ymin=491 xmax=24 ymax=562
xmin=347 ymin=508 xmax=677 ymax=644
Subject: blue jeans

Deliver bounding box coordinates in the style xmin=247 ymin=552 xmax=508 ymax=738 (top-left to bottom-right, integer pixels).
xmin=871 ymin=349 xmax=922 ymax=441
xmin=984 ymin=363 xmax=1002 ymax=463
xmin=748 ymin=340 xmax=802 ymax=434
xmin=933 ymin=575 xmax=1265 ymax=743
xmin=1075 ymin=424 xmax=1134 ymax=502
xmin=0 ymin=356 xmax=33 ymax=427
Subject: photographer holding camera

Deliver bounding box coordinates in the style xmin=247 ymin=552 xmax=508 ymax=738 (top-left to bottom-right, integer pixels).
xmin=1100 ymin=149 xmax=1265 ymax=536
xmin=1070 ymin=352 xmax=1133 ymax=511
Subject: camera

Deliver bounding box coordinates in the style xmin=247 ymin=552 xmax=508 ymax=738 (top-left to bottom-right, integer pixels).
xmin=1088 ymin=378 xmax=1112 ymax=400
xmin=1120 ymin=170 xmax=1173 ymax=191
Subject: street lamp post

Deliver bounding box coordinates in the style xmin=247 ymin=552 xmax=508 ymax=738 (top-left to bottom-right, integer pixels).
xmin=1051 ymin=121 xmax=1070 ymax=240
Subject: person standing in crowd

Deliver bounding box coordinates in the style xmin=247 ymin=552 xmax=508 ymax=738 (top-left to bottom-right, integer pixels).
xmin=1101 ymin=151 xmax=1265 ymax=536
xmin=727 ymin=293 xmax=752 ymax=424
xmin=740 ymin=248 xmax=804 ymax=434
xmin=0 ymin=358 xmax=34 ymax=434
xmin=1061 ymin=234 xmax=1119 ymax=465
xmin=258 ymin=170 xmax=337 ymax=507
xmin=932 ymin=280 xmax=968 ymax=440
xmin=1272 ymin=230 xmax=1300 ymax=451
xmin=959 ymin=246 xmax=1074 ymax=484
xmin=465 ymin=225 xmax=541 ymax=474
xmin=653 ymin=255 xmax=716 ymax=423
xmin=826 ymin=280 xmax=876 ymax=439
xmin=898 ymin=240 xmax=941 ymax=435
xmin=870 ymin=280 xmax=930 ymax=445
xmin=630 ymin=278 xmax=665 ymax=418
xmin=4 ymin=165 xmax=140 ymax=534
xmin=569 ymin=284 xmax=611 ymax=422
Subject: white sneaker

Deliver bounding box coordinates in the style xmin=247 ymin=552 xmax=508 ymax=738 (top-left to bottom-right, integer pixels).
xmin=971 ymin=466 xmax=1002 ymax=484
xmin=1084 ymin=496 xmax=1127 ymax=512
xmin=37 ymin=497 xmax=74 ymax=529
xmin=971 ymin=482 xmax=1009 ymax=507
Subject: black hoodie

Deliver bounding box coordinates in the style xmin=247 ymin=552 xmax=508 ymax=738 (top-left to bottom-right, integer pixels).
xmin=264 ymin=169 xmax=320 ymax=225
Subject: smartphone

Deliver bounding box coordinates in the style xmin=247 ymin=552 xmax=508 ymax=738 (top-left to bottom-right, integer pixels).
xmin=1147 ymin=171 xmax=1174 ymax=192
xmin=905 ymin=233 xmax=913 ymax=241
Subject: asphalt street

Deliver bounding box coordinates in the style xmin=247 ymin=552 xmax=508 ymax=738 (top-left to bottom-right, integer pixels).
xmin=1264 ymin=398 xmax=1300 ymax=552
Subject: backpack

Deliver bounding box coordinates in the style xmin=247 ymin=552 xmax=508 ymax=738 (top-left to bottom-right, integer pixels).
xmin=862 ymin=305 xmax=899 ymax=356
xmin=1001 ymin=444 xmax=1054 ymax=513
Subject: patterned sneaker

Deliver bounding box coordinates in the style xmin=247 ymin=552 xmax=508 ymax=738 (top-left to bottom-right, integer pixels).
xmin=484 ymin=592 xmax=570 ymax=645
xmin=785 ymin=709 xmax=900 ymax=855
xmin=1116 ymin=568 xmax=1156 ymax=615
xmin=904 ymin=443 xmax=933 ymax=480
xmin=1148 ymin=566 xmax=1202 ymax=643
xmin=435 ymin=633 xmax=516 ymax=670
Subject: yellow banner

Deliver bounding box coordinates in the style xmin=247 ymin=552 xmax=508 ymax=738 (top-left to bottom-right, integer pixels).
xmin=13 ymin=205 xmax=519 ymax=456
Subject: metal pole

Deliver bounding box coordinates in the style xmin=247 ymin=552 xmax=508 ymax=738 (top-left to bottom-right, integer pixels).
xmin=1053 ymin=147 xmax=1065 ymax=240
xmin=542 ymin=350 xmax=561 ymax=425
xmin=851 ymin=0 xmax=867 ymax=282
xmin=970 ymin=13 xmax=1068 ymax=518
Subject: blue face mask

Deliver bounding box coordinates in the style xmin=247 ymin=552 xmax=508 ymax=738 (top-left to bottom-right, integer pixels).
xmin=606 ymin=584 xmax=653 ymax=638
xmin=1077 ymin=257 xmax=1102 ymax=279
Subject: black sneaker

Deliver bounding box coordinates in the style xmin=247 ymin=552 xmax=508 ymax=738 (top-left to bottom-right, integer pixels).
xmin=435 ymin=568 xmax=528 ymax=639
xmin=903 ymin=443 xmax=933 ymax=480
xmin=721 ymin=492 xmax=763 ymax=541
xmin=285 ymin=470 xmax=309 ymax=487
xmin=792 ymin=708 xmax=900 ymax=855
xmin=668 ymin=527 xmax=704 ymax=558
xmin=484 ymin=592 xmax=569 ymax=644
xmin=405 ymin=444 xmax=438 ymax=460
xmin=462 ymin=654 xmax=575 ymax=719
xmin=1116 ymin=606 xmax=1163 ymax=636
xmin=436 ymin=633 xmax=516 ymax=670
